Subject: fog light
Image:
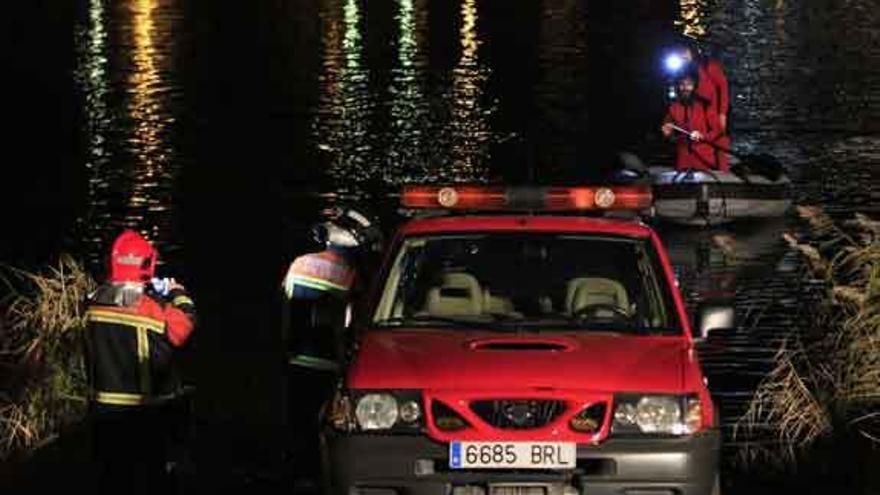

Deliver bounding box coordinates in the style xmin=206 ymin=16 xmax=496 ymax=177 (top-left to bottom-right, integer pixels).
xmin=399 ymin=400 xmax=421 ymax=423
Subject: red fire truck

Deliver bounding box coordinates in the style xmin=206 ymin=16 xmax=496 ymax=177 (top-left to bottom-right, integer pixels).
xmin=319 ymin=185 xmax=727 ymax=495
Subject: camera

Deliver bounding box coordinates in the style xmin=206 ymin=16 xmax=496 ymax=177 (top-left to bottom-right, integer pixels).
xmin=150 ymin=277 xmax=172 ymax=297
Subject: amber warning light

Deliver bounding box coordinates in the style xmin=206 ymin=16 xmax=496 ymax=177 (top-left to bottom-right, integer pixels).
xmin=401 ymin=185 xmax=653 ymax=212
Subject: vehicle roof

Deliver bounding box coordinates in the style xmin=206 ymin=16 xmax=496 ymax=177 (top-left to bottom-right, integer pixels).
xmin=398 ymin=214 xmax=655 ymax=238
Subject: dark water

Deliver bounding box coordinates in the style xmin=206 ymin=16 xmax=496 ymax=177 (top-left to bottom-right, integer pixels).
xmin=60 ymin=0 xmax=880 ymax=263
xmin=3 ymin=0 xmax=880 ymax=491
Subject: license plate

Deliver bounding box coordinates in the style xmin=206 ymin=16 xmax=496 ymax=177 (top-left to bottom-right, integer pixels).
xmin=449 ymin=442 xmax=576 ymax=469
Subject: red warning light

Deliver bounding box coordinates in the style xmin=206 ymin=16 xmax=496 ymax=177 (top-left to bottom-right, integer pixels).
xmin=400 ymin=185 xmax=651 ymax=212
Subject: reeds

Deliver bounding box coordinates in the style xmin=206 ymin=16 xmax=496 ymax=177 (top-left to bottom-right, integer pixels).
xmin=736 ymin=207 xmax=880 ymax=465
xmin=0 ymin=255 xmax=96 ymax=459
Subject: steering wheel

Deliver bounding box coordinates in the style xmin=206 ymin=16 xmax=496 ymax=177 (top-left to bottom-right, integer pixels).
xmin=571 ymin=303 xmax=630 ymax=320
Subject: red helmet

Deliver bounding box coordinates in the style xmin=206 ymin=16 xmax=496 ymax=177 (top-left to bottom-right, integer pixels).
xmin=108 ymin=230 xmax=157 ymax=283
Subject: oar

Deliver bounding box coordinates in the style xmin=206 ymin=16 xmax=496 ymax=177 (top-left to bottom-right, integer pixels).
xmin=669 ymin=125 xmax=785 ymax=181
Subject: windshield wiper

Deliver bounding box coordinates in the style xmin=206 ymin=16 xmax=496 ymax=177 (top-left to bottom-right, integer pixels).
xmin=545 ymin=317 xmax=681 ymax=335
xmin=372 ymin=315 xmax=501 ymax=330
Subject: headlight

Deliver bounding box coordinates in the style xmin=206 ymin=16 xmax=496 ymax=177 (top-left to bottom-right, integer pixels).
xmin=664 ymin=53 xmax=686 ymax=73
xmin=613 ymin=395 xmax=703 ymax=435
xmin=635 ymin=396 xmax=681 ymax=433
xmin=355 ymin=393 xmax=399 ymax=430
xmin=326 ymin=390 xmax=423 ymax=432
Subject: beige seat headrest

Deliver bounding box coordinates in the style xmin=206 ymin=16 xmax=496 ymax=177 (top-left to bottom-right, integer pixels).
xmin=424 ymin=272 xmax=483 ymax=316
xmin=567 ymin=277 xmax=630 ymax=315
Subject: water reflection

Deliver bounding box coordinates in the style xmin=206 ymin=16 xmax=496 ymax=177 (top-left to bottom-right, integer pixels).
xmin=660 ymin=218 xmax=798 ymax=435
xmin=75 ymin=0 xmax=112 ymax=259
xmin=75 ymin=0 xmax=181 ymax=267
xmin=676 ymin=0 xmax=707 ymax=39
xmin=314 ymin=0 xmax=375 ymax=188
xmin=386 ymin=0 xmax=431 ymax=181
xmin=313 ymin=0 xmax=496 ymax=189
xmin=126 ymin=0 xmax=174 ymax=242
xmin=128 ymin=0 xmax=172 ymax=182
xmin=447 ymin=0 xmax=491 ymax=180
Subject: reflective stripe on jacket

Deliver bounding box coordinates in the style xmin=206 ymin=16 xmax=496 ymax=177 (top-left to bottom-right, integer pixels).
xmin=85 ymin=285 xmax=196 ymax=407
xmin=283 ymin=250 xmax=356 ymax=299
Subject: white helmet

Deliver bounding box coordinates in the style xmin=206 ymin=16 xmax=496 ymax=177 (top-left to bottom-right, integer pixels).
xmin=312 ymin=207 xmax=383 ymax=251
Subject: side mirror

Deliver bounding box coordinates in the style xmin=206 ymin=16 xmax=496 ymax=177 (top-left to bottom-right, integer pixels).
xmin=694 ymin=301 xmax=735 ymax=340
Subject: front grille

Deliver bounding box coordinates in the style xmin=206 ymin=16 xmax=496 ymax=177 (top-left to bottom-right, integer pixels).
xmin=470 ymin=399 xmax=566 ymax=429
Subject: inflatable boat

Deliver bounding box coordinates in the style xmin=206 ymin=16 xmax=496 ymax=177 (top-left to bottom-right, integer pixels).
xmin=649 ymin=166 xmax=792 ymax=226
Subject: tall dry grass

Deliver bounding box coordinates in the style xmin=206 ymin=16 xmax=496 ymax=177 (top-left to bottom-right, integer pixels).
xmin=736 ymin=207 xmax=880 ymax=464
xmin=0 ymin=255 xmax=95 ymax=459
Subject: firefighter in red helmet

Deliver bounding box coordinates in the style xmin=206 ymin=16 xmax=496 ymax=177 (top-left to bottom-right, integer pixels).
xmin=84 ymin=230 xmax=195 ymax=493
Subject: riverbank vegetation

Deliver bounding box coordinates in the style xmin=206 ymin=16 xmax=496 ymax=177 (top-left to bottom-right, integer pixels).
xmin=0 ymin=256 xmax=94 ymax=460
xmin=736 ymin=207 xmax=879 ymax=488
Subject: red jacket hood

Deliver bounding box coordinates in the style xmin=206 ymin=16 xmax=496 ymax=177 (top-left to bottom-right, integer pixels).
xmin=348 ymin=330 xmax=691 ymax=393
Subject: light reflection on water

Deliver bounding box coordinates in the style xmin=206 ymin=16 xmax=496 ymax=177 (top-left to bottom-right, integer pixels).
xmin=447 ymin=0 xmax=491 ymax=180
xmin=127 ymin=0 xmax=172 ymax=214
xmin=676 ymin=0 xmax=707 ymax=38
xmin=71 ymin=0 xmax=880 ymax=258
xmin=74 ymin=0 xmax=181 ymax=269
xmin=386 ymin=0 xmax=431 ymax=181
xmin=314 ymin=0 xmax=493 ymax=189
xmin=314 ymin=0 xmax=375 ymax=187
xmin=74 ymin=0 xmax=111 ymax=255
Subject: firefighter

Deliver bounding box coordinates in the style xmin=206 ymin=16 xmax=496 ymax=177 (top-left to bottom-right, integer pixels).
xmin=84 ymin=230 xmax=196 ymax=494
xmin=661 ymin=69 xmax=725 ymax=171
xmin=281 ymin=207 xmax=381 ymax=479
xmin=282 ymin=207 xmax=382 ymax=368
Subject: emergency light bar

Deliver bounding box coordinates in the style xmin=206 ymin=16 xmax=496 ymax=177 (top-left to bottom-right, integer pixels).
xmin=401 ymin=185 xmax=652 ymax=212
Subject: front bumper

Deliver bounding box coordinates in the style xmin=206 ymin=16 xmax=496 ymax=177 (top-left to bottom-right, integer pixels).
xmin=321 ymin=430 xmax=721 ymax=495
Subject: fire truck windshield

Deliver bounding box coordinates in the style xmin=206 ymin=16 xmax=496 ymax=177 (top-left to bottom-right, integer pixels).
xmin=372 ymin=233 xmax=682 ymax=334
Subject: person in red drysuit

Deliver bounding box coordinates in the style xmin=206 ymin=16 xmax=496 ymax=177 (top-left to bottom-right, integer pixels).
xmin=661 ymin=70 xmax=725 ymax=171
xmin=675 ymin=39 xmax=731 ymax=170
